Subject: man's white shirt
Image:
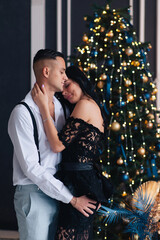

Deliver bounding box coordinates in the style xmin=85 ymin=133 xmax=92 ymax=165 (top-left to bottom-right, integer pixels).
xmin=8 ymin=92 xmax=72 ymax=203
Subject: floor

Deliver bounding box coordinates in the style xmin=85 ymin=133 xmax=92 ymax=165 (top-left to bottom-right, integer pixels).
xmin=0 ymin=230 xmax=19 ymax=240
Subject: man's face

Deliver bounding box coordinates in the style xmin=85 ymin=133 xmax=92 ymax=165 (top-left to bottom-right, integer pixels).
xmin=48 ymin=57 xmax=68 ymax=92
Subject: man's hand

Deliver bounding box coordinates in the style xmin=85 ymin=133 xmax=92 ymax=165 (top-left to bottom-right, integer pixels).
xmin=70 ymin=196 xmax=97 ymax=217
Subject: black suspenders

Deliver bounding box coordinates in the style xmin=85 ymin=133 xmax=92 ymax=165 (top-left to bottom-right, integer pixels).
xmin=18 ymin=102 xmax=41 ymax=164
xmin=18 ymin=98 xmax=66 ymax=165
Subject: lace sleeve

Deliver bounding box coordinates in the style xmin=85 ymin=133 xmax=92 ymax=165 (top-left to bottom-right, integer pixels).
xmin=58 ymin=117 xmax=86 ymax=147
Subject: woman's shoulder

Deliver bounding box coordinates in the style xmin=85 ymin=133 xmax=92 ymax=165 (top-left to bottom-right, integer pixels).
xmin=76 ymin=98 xmax=98 ymax=110
xmin=71 ymin=98 xmax=100 ymax=121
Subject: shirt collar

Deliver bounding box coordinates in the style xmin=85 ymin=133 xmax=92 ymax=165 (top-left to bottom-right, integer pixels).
xmin=24 ymin=91 xmax=62 ymax=114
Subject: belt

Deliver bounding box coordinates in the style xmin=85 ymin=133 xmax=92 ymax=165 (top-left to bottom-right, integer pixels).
xmin=61 ymin=162 xmax=93 ymax=171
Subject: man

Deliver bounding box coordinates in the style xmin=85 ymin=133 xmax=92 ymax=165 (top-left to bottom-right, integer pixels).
xmin=8 ymin=49 xmax=96 ymax=240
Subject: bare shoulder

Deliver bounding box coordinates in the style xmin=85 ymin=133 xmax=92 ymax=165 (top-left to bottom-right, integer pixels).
xmin=76 ymin=98 xmax=96 ymax=109
xmin=71 ymin=99 xmax=91 ymax=121
xmin=71 ymin=98 xmax=100 ymax=121
xmin=71 ymin=98 xmax=104 ymax=132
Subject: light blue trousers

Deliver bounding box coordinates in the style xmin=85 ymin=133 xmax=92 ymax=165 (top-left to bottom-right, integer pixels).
xmin=14 ymin=184 xmax=59 ymax=240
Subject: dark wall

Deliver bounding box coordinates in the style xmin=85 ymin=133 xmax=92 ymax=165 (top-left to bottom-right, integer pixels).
xmin=1 ymin=0 xmax=157 ymax=230
xmin=0 ymin=0 xmax=31 ymax=229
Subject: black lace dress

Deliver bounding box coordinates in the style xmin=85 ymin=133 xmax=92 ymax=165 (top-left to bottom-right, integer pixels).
xmin=55 ymin=117 xmax=106 ymax=240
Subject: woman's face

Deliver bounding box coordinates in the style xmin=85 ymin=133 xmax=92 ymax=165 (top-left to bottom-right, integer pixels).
xmin=62 ymin=78 xmax=84 ymax=104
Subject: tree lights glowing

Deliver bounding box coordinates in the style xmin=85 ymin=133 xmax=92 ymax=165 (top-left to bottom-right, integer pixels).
xmin=70 ymin=3 xmax=160 ymax=239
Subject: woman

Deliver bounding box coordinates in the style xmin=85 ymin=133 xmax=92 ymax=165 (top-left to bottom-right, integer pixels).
xmin=32 ymin=66 xmax=108 ymax=239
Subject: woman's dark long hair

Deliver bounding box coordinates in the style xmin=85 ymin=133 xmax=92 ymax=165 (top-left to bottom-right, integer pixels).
xmin=66 ymin=65 xmax=99 ymax=104
xmin=56 ymin=66 xmax=106 ymax=124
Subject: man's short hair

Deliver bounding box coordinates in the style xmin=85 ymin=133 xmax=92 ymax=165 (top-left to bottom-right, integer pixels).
xmin=33 ymin=49 xmax=64 ymax=64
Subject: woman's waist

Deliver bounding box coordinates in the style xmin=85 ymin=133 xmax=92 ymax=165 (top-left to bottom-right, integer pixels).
xmin=61 ymin=162 xmax=94 ymax=171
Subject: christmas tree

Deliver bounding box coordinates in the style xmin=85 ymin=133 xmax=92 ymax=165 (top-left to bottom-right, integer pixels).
xmin=69 ymin=2 xmax=160 ymax=239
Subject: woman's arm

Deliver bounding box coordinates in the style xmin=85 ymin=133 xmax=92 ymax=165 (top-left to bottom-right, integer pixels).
xmin=32 ymin=83 xmax=65 ymax=153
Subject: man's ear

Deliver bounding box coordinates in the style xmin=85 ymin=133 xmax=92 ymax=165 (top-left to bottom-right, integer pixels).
xmin=43 ymin=67 xmax=49 ymax=78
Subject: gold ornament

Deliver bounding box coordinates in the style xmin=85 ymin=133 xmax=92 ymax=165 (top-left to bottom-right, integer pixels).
xmin=110 ymin=103 xmax=114 ymax=107
xmin=137 ymin=147 xmax=145 ymax=156
xmin=142 ymin=74 xmax=148 ymax=83
xmin=97 ymin=81 xmax=105 ymax=89
xmin=117 ymin=157 xmax=123 ymax=165
xmin=131 ymin=60 xmax=140 ymax=67
xmin=119 ymin=202 xmax=125 ymax=208
xmin=128 ymin=111 xmax=134 ymax=118
xmin=125 ymin=47 xmax=133 ymax=56
xmin=146 ymin=121 xmax=153 ymax=129
xmin=118 ymin=89 xmax=122 ymax=94
xmin=121 ymin=61 xmax=127 ymax=67
xmin=120 ymin=23 xmax=126 ymax=29
xmin=147 ymin=113 xmax=154 ymax=120
xmin=152 ymin=88 xmax=158 ymax=95
xmin=90 ymin=63 xmax=96 ymax=69
xmin=148 ymin=43 xmax=152 ymax=49
xmin=107 ymin=30 xmax=114 ymax=37
xmin=156 ymin=133 xmax=160 ymax=138
xmin=150 ymin=95 xmax=156 ymax=101
xmin=106 ymin=4 xmax=110 ymax=10
xmin=149 ymin=145 xmax=155 ymax=151
xmin=127 ymin=93 xmax=134 ymax=102
xmin=121 ymin=135 xmax=125 ymax=140
xmin=100 ymin=26 xmax=105 ymax=32
xmin=124 ymin=78 xmax=132 ymax=87
xmin=102 ymin=171 xmax=109 ymax=178
xmin=122 ymin=191 xmax=127 ymax=197
xmin=136 ymin=170 xmax=140 ymax=175
xmin=100 ymin=73 xmax=107 ymax=81
xmin=84 ymin=16 xmax=87 ymax=21
xmin=111 ymin=121 xmax=121 ymax=131
xmin=82 ymin=34 xmax=88 ymax=42
xmin=132 ymin=234 xmax=139 ymax=240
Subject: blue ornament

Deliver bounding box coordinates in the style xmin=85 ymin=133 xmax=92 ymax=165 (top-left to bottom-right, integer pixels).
xmin=139 ymin=59 xmax=144 ymax=66
xmin=140 ymin=74 xmax=143 ymax=79
xmin=156 ymin=143 xmax=160 ymax=151
xmin=134 ymin=125 xmax=138 ymax=130
xmin=144 ymin=93 xmax=150 ymax=99
xmin=139 ymin=96 xmax=143 ymax=102
xmin=106 ymin=58 xmax=113 ymax=66
xmin=140 ymin=50 xmax=145 ymax=57
xmin=126 ymin=36 xmax=133 ymax=44
xmin=89 ymin=22 xmax=94 ymax=29
xmin=129 ymin=156 xmax=132 ymax=162
xmin=121 ymin=18 xmax=126 ymax=23
xmin=94 ymin=12 xmax=98 ymax=18
xmin=117 ymin=100 xmax=126 ymax=107
xmin=151 ymin=153 xmax=157 ymax=159
xmin=140 ymin=165 xmax=144 ymax=173
xmin=115 ymin=78 xmax=119 ymax=83
xmin=113 ymin=41 xmax=117 ymax=46
xmin=91 ymin=49 xmax=98 ymax=57
xmin=121 ymin=173 xmax=129 ymax=181
xmin=108 ymin=199 xmax=111 ymax=204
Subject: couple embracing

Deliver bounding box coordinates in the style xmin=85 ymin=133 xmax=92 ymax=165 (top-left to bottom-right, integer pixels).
xmin=8 ymin=49 xmax=111 ymax=240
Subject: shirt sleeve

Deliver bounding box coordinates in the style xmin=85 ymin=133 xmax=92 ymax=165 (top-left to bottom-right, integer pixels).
xmin=58 ymin=117 xmax=86 ymax=147
xmin=8 ymin=105 xmax=73 ymax=203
